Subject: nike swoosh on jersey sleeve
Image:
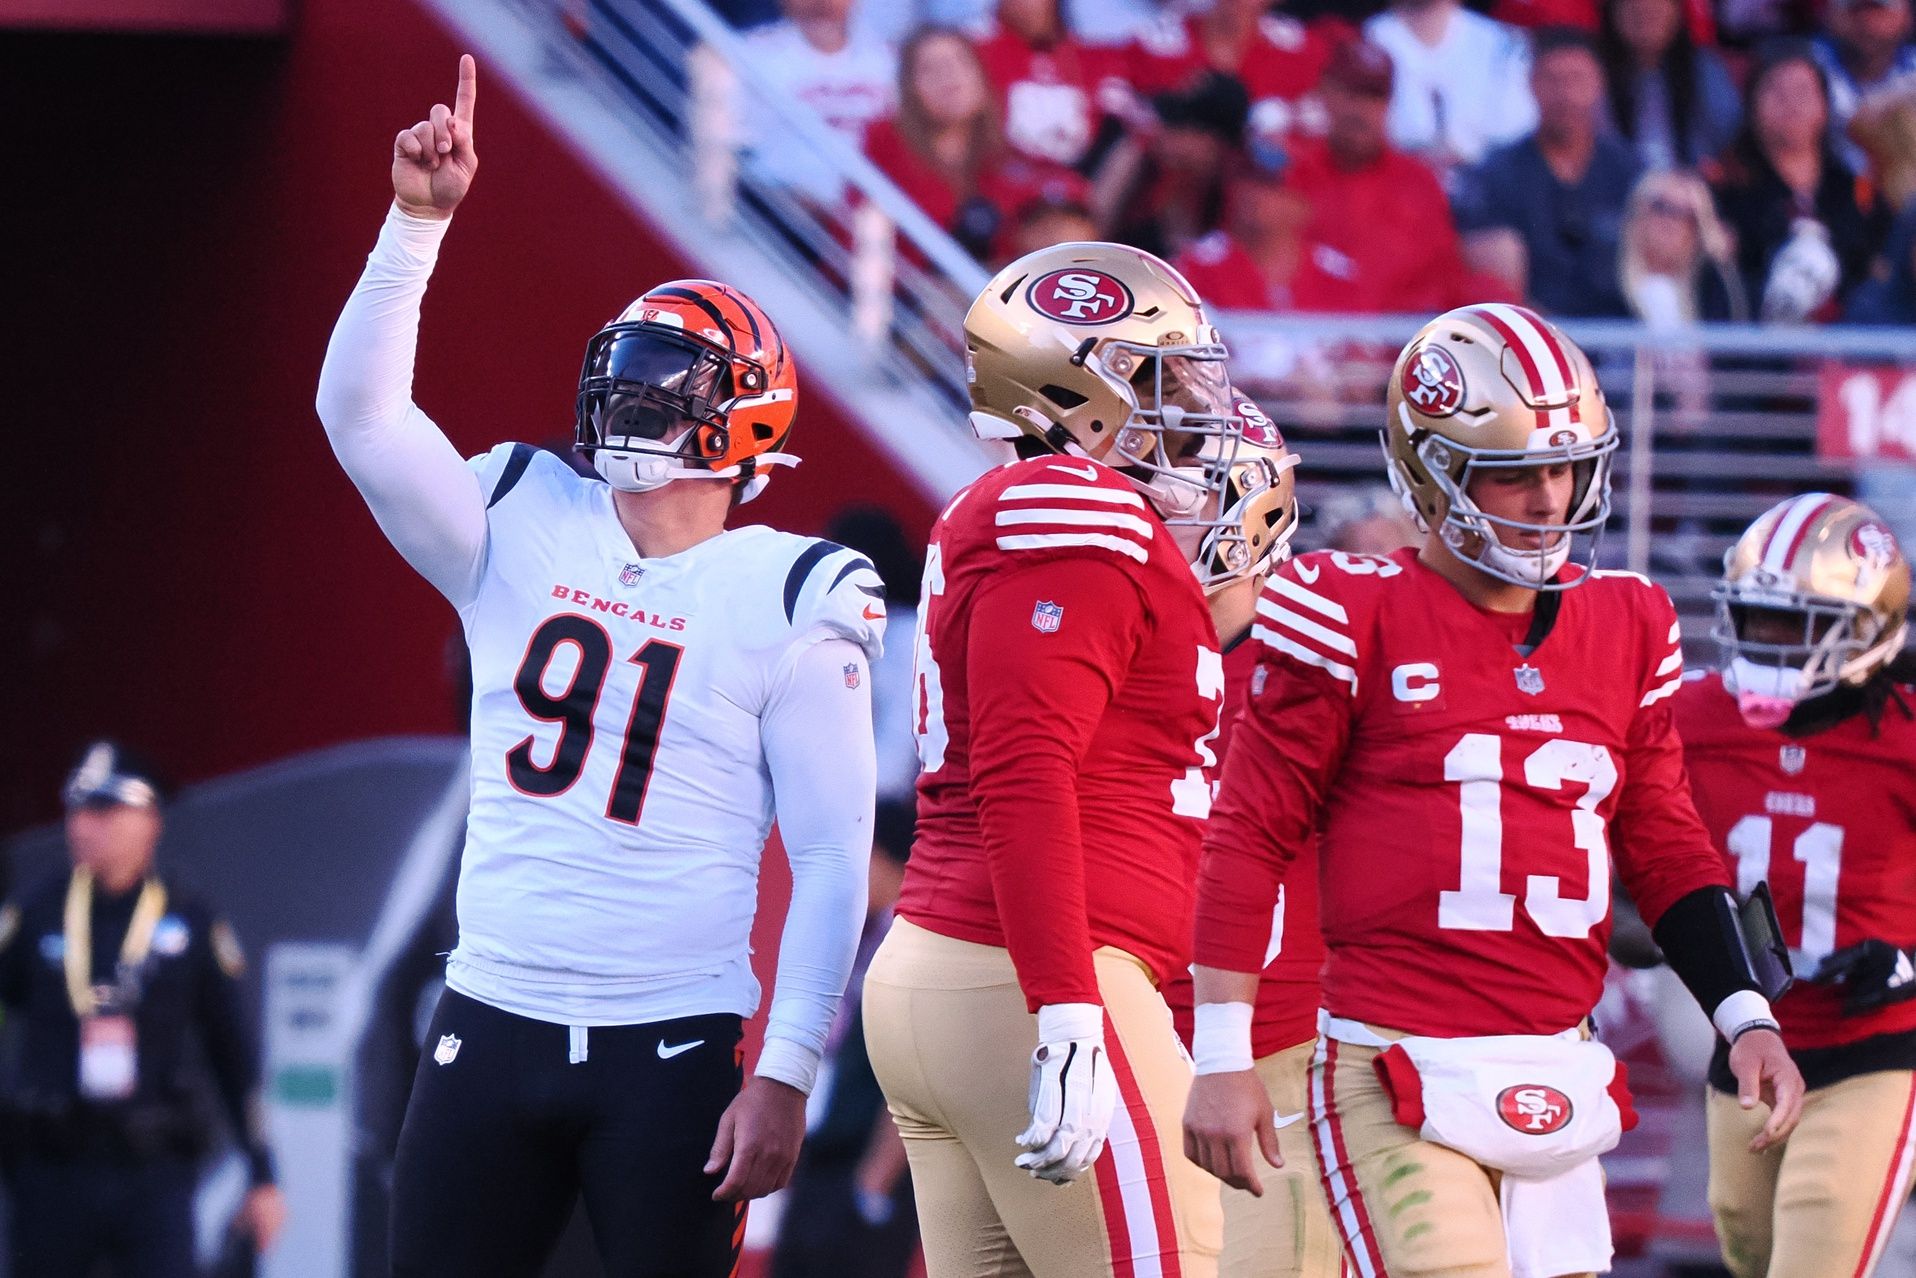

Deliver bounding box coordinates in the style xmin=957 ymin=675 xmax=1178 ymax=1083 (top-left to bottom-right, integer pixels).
xmin=1249 ymin=567 xmax=1359 ymax=692
xmin=992 ymin=467 xmax=1154 ymax=564
xmin=784 ymin=538 xmax=887 ymax=659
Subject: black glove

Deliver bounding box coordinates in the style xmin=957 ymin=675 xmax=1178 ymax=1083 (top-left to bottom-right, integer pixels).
xmin=1811 ymin=940 xmax=1916 ymax=1015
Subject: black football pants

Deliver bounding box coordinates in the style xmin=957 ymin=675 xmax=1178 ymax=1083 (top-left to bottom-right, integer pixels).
xmin=389 ymin=989 xmax=745 ymax=1278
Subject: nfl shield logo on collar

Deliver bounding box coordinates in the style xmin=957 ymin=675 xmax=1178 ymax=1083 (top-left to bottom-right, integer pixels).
xmin=620 ymin=563 xmax=644 ymax=587
xmin=1780 ymin=744 xmax=1807 ymax=775
xmin=1514 ymin=664 xmax=1545 ymax=695
xmin=434 ymin=1034 xmax=462 ymax=1065
xmin=1031 ymin=601 xmax=1064 ymax=633
xmin=843 ymin=663 xmax=861 ymax=690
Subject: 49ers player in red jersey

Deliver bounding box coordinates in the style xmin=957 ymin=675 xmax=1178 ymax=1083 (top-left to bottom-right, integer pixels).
xmin=862 ymin=242 xmax=1294 ymax=1278
xmin=1182 ymin=303 xmax=1806 ymax=1278
xmin=1677 ymin=494 xmax=1916 ymax=1278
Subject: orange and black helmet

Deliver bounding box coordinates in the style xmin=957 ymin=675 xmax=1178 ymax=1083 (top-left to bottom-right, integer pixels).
xmin=574 ymin=280 xmax=799 ymax=498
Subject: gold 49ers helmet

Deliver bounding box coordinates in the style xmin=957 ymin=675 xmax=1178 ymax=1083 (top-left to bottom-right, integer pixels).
xmin=1383 ymin=303 xmax=1618 ymax=590
xmin=1714 ymin=493 xmax=1910 ymax=727
xmin=1187 ymin=393 xmax=1300 ymax=592
xmin=965 ymin=241 xmax=1260 ymax=532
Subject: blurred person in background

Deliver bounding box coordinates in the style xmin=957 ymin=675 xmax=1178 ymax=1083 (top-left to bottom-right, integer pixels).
xmin=1173 ymin=141 xmax=1362 ymax=312
xmin=1362 ymin=0 xmax=1537 ymax=174
xmin=769 ymin=800 xmax=919 ymax=1278
xmin=1285 ymin=36 xmax=1502 ymax=310
xmin=864 ymin=25 xmax=1084 ymax=261
xmin=743 ymin=0 xmax=897 ymax=198
xmin=1677 ymin=495 xmax=1916 ymax=1278
xmin=1599 ymin=0 xmax=1743 ymax=172
xmin=1713 ymin=42 xmax=1885 ymax=322
xmin=1850 ymin=197 xmax=1916 ymax=320
xmin=1097 ymin=70 xmax=1249 ymax=259
xmin=1453 ymin=26 xmax=1642 ymax=316
xmin=976 ymin=0 xmax=1124 ymax=171
xmin=0 ymin=743 xmax=283 ymax=1277
xmin=1000 ymin=191 xmax=1102 ymax=262
xmin=1620 ymin=167 xmax=1749 ymax=323
xmin=1309 ymin=483 xmax=1422 ymax=553
xmin=1813 ymin=0 xmax=1916 ymax=179
xmin=1120 ymin=0 xmax=1349 ymax=142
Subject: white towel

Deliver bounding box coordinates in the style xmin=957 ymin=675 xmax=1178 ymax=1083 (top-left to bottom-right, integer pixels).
xmin=1501 ymin=1157 xmax=1613 ymax=1278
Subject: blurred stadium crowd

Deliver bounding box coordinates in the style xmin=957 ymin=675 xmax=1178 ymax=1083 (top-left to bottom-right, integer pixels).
xmin=710 ymin=0 xmax=1916 ymax=326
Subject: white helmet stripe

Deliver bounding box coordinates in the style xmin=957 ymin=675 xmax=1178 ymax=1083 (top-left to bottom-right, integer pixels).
xmin=1761 ymin=492 xmax=1837 ymax=575
xmin=1475 ymin=304 xmax=1572 ymax=404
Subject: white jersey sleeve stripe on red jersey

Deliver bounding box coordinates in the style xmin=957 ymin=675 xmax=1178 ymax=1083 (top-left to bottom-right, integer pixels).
xmin=996 ymin=532 xmax=1150 ymax=563
xmin=1252 ymin=624 xmax=1359 ymax=691
xmin=1669 ymin=620 xmax=1683 ymax=643
xmin=994 ymin=507 xmax=1156 ymax=537
xmin=1257 ymin=595 xmax=1359 ymax=657
xmin=1269 ymin=572 xmax=1350 ymax=624
xmin=1655 ymin=650 xmax=1683 ymax=677
xmin=1641 ymin=674 xmax=1684 ymax=707
xmin=1000 ymin=482 xmax=1146 ymax=507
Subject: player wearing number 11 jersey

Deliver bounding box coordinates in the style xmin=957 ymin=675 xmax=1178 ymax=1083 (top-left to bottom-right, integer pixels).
xmin=1676 ymin=494 xmax=1916 ymax=1278
xmin=1184 ymin=304 xmax=1805 ymax=1278
xmin=316 ymin=57 xmax=881 ymax=1278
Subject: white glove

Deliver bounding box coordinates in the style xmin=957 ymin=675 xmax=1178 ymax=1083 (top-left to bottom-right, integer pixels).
xmin=1015 ymin=1002 xmax=1118 ymax=1184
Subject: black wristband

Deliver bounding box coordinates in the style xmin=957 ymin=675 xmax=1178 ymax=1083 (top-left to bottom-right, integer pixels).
xmin=1651 ymin=885 xmax=1761 ymax=1016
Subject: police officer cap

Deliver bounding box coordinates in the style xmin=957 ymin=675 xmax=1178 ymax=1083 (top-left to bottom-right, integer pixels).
xmin=62 ymin=740 xmax=171 ymax=810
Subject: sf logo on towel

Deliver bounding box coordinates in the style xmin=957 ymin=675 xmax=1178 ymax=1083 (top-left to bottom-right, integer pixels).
xmin=1497 ymin=1084 xmax=1572 ymax=1134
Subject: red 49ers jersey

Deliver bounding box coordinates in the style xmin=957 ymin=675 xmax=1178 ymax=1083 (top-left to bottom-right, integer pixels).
xmin=899 ymin=456 xmax=1223 ymax=1010
xmin=1676 ymin=674 xmax=1916 ymax=1049
xmin=1120 ymin=14 xmax=1343 ymax=140
xmin=1167 ymin=639 xmax=1327 ymax=1057
xmin=1196 ymin=548 xmax=1729 ymax=1037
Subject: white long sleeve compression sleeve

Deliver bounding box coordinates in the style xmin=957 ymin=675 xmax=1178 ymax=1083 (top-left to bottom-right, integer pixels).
xmin=315 ymin=204 xmax=488 ymax=610
xmin=754 ymin=636 xmax=878 ymax=1094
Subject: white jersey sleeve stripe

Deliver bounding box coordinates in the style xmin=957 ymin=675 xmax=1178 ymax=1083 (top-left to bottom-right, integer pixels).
xmin=996 ymin=532 xmax=1150 ymax=563
xmin=1256 ymin=596 xmax=1359 ymax=657
xmin=1269 ymin=573 xmax=1351 ymax=624
xmin=999 ymin=483 xmax=1146 ymax=507
xmin=1655 ymin=650 xmax=1683 ymax=676
xmin=1641 ymin=675 xmax=1684 ymax=707
xmin=994 ymin=507 xmax=1155 ymax=536
xmin=1670 ymin=620 xmax=1683 ymax=643
xmin=1253 ymin=625 xmax=1359 ymax=691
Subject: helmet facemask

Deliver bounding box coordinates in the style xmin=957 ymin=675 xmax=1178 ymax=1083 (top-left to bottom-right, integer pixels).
xmin=1391 ymin=426 xmax=1618 ymax=591
xmin=1714 ymin=587 xmax=1908 ymax=728
xmin=1172 ymin=442 xmax=1300 ymax=592
xmin=575 ymin=324 xmax=787 ymax=496
xmin=1092 ymin=337 xmax=1246 ymax=521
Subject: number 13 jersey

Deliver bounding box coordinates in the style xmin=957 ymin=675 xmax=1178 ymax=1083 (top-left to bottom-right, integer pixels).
xmin=452 ymin=445 xmax=885 ymax=1025
xmin=1197 ymin=547 xmax=1729 ymax=1037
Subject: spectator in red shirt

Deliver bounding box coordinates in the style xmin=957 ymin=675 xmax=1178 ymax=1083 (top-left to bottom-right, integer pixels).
xmin=1097 ymin=71 xmax=1248 ymax=260
xmin=1284 ymin=37 xmax=1502 ymax=310
xmin=1121 ymin=0 xmax=1350 ymax=140
xmin=863 ymin=25 xmax=1087 ymax=259
xmin=1172 ymin=138 xmax=1362 ymax=312
xmin=975 ymin=0 xmax=1123 ymax=169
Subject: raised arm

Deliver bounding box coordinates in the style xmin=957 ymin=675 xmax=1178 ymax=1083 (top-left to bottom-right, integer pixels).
xmin=315 ymin=55 xmax=490 ymax=609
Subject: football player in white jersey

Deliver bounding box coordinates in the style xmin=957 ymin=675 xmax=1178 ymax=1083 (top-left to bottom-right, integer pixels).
xmin=315 ymin=57 xmax=885 ymax=1277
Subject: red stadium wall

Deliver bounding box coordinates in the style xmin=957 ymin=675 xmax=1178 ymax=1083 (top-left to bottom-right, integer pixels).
xmin=4 ymin=1 xmax=933 ymax=830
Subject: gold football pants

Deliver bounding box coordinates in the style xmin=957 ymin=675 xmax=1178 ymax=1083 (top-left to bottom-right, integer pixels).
xmin=862 ymin=918 xmax=1223 ymax=1278
xmin=1707 ymin=1069 xmax=1916 ymax=1278
xmin=1219 ymin=1037 xmax=1344 ymax=1278
xmin=1309 ymin=1026 xmax=1596 ymax=1278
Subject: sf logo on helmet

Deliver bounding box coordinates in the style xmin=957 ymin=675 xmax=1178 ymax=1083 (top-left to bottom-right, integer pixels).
xmin=1236 ymin=397 xmax=1282 ymax=448
xmin=1496 ymin=1084 xmax=1573 ymax=1135
xmin=1402 ymin=345 xmax=1466 ymax=417
xmin=1027 ymin=269 xmax=1136 ymax=325
xmin=1853 ymin=521 xmax=1899 ymax=573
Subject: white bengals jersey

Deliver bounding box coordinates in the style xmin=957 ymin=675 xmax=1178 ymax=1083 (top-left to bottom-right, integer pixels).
xmin=449 ymin=444 xmax=886 ymax=1025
